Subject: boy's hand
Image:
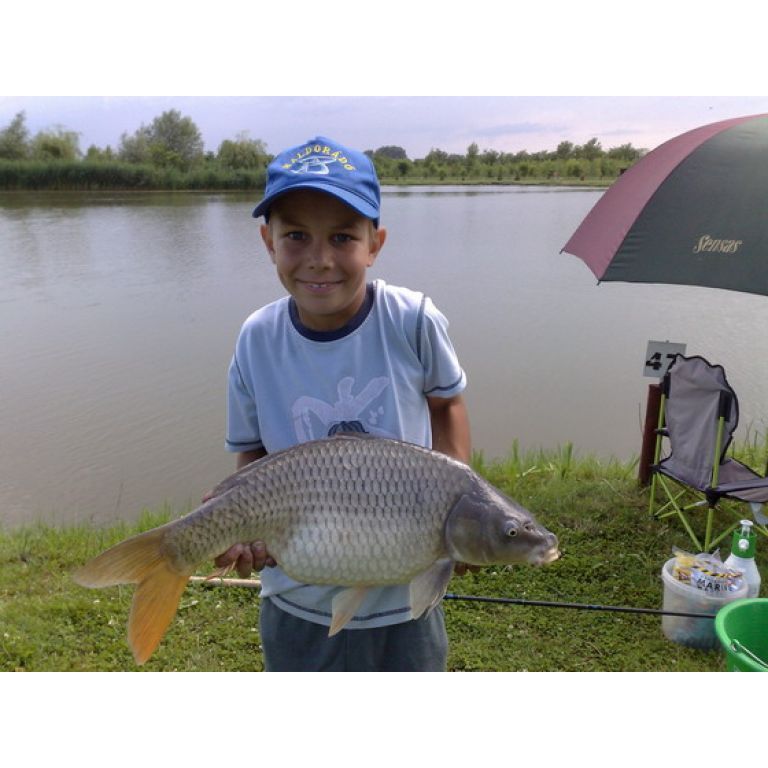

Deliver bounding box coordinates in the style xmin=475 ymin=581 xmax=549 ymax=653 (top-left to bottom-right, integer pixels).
xmin=214 ymin=542 xmax=277 ymax=578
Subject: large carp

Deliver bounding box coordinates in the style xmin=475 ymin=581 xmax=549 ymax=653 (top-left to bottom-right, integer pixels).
xmin=74 ymin=435 xmax=560 ymax=664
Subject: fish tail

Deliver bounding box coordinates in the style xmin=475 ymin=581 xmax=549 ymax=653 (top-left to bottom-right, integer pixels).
xmin=73 ymin=526 xmax=192 ymax=665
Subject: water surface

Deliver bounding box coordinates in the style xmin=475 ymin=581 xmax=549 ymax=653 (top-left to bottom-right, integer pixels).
xmin=2 ymin=187 xmax=767 ymax=526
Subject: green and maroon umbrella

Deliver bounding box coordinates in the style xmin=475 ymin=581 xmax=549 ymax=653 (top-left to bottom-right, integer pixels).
xmin=562 ymin=113 xmax=768 ymax=296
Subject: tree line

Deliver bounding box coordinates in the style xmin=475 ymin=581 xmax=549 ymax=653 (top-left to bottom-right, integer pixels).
xmin=369 ymin=139 xmax=644 ymax=183
xmin=0 ymin=109 xmax=646 ymax=190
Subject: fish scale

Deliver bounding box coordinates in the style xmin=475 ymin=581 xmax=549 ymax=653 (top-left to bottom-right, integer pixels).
xmin=73 ymin=434 xmax=560 ymax=664
xmin=166 ymin=436 xmax=472 ymax=584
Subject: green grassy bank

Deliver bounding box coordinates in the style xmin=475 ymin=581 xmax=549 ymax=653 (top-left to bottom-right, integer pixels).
xmin=2 ymin=443 xmax=765 ymax=672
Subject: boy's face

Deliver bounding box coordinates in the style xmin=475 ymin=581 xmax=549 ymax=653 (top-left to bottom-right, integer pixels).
xmin=261 ymin=189 xmax=386 ymax=332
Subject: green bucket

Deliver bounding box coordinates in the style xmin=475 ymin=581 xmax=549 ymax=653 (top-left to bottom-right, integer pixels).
xmin=715 ymin=598 xmax=768 ymax=671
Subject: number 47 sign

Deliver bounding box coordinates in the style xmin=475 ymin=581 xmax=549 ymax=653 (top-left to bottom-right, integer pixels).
xmin=643 ymin=340 xmax=687 ymax=378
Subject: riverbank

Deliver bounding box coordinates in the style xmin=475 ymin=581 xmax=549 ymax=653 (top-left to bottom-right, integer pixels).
xmin=4 ymin=443 xmax=764 ymax=671
xmin=0 ymin=159 xmax=614 ymax=192
xmin=380 ymin=176 xmax=610 ymax=188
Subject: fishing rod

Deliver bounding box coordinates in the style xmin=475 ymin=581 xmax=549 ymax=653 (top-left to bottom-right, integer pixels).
xmin=189 ymin=577 xmax=717 ymax=620
xmin=443 ymin=593 xmax=717 ymax=620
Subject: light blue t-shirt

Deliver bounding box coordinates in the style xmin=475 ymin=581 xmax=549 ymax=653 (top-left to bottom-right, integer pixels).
xmin=225 ymin=278 xmax=466 ymax=629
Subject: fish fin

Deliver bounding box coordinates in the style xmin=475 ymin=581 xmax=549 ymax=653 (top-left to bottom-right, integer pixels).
xmin=409 ymin=558 xmax=454 ymax=620
xmin=128 ymin=561 xmax=191 ymax=665
xmin=329 ymin=586 xmax=369 ymax=636
xmin=73 ymin=526 xmax=192 ymax=665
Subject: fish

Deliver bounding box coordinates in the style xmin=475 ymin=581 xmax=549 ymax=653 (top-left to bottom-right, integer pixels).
xmin=73 ymin=435 xmax=560 ymax=664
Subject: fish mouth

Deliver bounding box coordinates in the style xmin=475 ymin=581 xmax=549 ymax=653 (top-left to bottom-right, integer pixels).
xmin=541 ymin=547 xmax=561 ymax=564
xmin=528 ymin=546 xmax=561 ymax=566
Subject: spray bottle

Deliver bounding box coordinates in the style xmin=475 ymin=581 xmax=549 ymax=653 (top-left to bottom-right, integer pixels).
xmin=724 ymin=520 xmax=761 ymax=598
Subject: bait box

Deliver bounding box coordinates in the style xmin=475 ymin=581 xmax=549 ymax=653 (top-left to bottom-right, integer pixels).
xmin=661 ymin=557 xmax=747 ymax=650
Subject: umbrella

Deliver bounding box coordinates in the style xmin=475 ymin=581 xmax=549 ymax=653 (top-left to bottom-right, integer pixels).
xmin=562 ymin=113 xmax=768 ymax=297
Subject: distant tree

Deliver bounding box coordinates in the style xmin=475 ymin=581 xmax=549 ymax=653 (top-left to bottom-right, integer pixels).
xmin=375 ymin=145 xmax=409 ymax=160
xmin=555 ymin=141 xmax=574 ymax=160
xmin=85 ymin=145 xmax=115 ymax=162
xmin=118 ymin=125 xmax=152 ymax=164
xmin=607 ymin=143 xmax=641 ymax=162
xmin=30 ymin=126 xmax=81 ymax=161
xmin=119 ymin=110 xmax=204 ymax=170
xmin=425 ymin=148 xmax=448 ymax=164
xmin=0 ymin=111 xmax=30 ymax=159
xmin=582 ymin=137 xmax=603 ymax=160
xmin=396 ymin=160 xmax=410 ymax=177
xmin=217 ymin=132 xmax=269 ymax=170
xmin=148 ymin=110 xmax=204 ymax=170
xmin=464 ymin=142 xmax=479 ymax=175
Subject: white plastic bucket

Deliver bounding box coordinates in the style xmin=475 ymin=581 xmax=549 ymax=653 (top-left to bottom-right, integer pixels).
xmin=661 ymin=557 xmax=748 ymax=650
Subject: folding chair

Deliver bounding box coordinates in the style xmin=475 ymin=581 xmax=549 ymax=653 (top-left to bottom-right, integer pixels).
xmin=648 ymin=355 xmax=768 ymax=552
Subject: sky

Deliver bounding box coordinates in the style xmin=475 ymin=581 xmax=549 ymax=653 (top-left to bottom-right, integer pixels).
xmin=4 ymin=2 xmax=767 ymax=162
xmin=3 ymin=95 xmax=768 ymax=160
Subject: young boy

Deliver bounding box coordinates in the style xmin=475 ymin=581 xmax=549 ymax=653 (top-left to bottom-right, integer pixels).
xmin=215 ymin=136 xmax=471 ymax=671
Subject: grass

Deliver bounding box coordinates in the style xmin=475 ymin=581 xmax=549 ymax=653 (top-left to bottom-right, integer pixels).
xmin=2 ymin=443 xmax=766 ymax=672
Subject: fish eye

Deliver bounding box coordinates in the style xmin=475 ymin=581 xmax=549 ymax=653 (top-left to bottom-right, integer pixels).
xmin=505 ymin=523 xmax=518 ymax=538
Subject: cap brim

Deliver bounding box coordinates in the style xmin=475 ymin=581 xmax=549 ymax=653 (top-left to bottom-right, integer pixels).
xmin=252 ymin=181 xmax=379 ymax=222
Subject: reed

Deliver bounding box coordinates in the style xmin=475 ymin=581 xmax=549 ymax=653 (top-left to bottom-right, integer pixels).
xmin=0 ymin=160 xmax=266 ymax=191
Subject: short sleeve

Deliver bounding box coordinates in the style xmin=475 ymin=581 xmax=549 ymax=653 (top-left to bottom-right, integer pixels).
xmin=225 ymin=351 xmax=264 ymax=453
xmin=419 ymin=297 xmax=467 ymax=397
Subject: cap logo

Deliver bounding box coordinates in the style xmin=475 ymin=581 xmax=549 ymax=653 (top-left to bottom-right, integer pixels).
xmin=282 ymin=143 xmax=357 ymax=174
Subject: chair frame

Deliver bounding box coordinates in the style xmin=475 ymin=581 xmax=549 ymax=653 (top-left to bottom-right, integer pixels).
xmin=648 ymin=356 xmax=768 ymax=552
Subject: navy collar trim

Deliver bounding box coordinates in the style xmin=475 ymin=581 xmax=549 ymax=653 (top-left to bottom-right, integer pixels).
xmin=289 ymin=282 xmax=375 ymax=341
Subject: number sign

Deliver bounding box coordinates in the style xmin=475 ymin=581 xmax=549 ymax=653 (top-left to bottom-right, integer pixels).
xmin=643 ymin=341 xmax=687 ymax=378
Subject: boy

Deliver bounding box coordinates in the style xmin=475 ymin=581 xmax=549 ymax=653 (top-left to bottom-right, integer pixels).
xmin=215 ymin=136 xmax=471 ymax=671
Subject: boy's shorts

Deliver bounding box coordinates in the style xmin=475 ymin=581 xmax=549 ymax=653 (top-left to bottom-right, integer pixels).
xmin=259 ymin=596 xmax=448 ymax=672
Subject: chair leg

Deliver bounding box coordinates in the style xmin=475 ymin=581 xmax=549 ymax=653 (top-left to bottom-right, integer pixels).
xmin=654 ymin=476 xmax=703 ymax=550
xmin=708 ymin=519 xmax=741 ymax=552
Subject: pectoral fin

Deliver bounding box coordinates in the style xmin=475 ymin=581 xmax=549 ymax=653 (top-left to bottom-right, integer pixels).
xmin=409 ymin=558 xmax=454 ymax=620
xmin=329 ymin=586 xmax=369 ymax=636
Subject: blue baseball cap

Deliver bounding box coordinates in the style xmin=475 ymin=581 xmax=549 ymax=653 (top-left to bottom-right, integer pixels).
xmin=252 ymin=136 xmax=380 ymax=225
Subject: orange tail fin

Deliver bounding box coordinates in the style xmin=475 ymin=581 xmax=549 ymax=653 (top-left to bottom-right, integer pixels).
xmin=73 ymin=526 xmax=192 ymax=665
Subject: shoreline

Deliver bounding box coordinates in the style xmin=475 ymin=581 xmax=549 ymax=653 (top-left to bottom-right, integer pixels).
xmin=0 ymin=177 xmax=612 ymax=195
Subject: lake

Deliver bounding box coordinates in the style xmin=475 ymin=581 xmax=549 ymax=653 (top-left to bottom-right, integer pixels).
xmin=3 ymin=186 xmax=768 ymax=527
